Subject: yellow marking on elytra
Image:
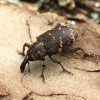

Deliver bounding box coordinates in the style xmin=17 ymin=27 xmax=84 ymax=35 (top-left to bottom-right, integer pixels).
xmin=35 ymin=42 xmax=43 ymax=47
xmin=62 ymin=31 xmax=66 ymax=34
xmin=48 ymin=33 xmax=52 ymax=35
xmin=58 ymin=48 xmax=62 ymax=52
xmin=59 ymin=37 xmax=63 ymax=48
xmin=48 ymin=32 xmax=55 ymax=40
xmin=70 ymin=30 xmax=75 ymax=42
xmin=58 ymin=37 xmax=63 ymax=52
xmin=52 ymin=36 xmax=55 ymax=40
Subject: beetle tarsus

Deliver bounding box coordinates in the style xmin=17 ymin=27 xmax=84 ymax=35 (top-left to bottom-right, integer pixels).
xmin=41 ymin=60 xmax=46 ymax=83
xmin=63 ymin=69 xmax=73 ymax=75
xmin=49 ymin=55 xmax=73 ymax=75
xmin=41 ymin=74 xmax=45 ymax=83
xmin=59 ymin=63 xmax=73 ymax=75
xmin=18 ymin=50 xmax=25 ymax=56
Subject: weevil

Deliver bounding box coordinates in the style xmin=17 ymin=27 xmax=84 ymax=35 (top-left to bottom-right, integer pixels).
xmin=19 ymin=23 xmax=79 ymax=81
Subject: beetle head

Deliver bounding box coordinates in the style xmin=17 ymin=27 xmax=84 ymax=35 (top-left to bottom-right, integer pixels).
xmin=20 ymin=41 xmax=47 ymax=72
xmin=27 ymin=41 xmax=47 ymax=60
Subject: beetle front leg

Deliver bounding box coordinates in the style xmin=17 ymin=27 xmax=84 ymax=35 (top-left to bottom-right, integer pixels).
xmin=41 ymin=60 xmax=47 ymax=83
xmin=49 ymin=55 xmax=73 ymax=75
xmin=18 ymin=43 xmax=31 ymax=56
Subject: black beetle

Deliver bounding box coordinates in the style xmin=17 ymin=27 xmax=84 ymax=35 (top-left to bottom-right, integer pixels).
xmin=19 ymin=23 xmax=79 ymax=81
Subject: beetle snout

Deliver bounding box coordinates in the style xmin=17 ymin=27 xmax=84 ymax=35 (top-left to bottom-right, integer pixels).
xmin=20 ymin=56 xmax=29 ymax=72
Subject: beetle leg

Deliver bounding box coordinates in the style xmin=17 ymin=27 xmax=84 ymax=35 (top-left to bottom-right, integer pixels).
xmin=49 ymin=56 xmax=73 ymax=75
xmin=18 ymin=43 xmax=31 ymax=56
xmin=69 ymin=47 xmax=93 ymax=57
xmin=41 ymin=60 xmax=47 ymax=83
xmin=69 ymin=47 xmax=82 ymax=52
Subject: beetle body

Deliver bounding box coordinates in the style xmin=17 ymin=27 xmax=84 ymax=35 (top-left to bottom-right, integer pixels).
xmin=19 ymin=23 xmax=79 ymax=81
